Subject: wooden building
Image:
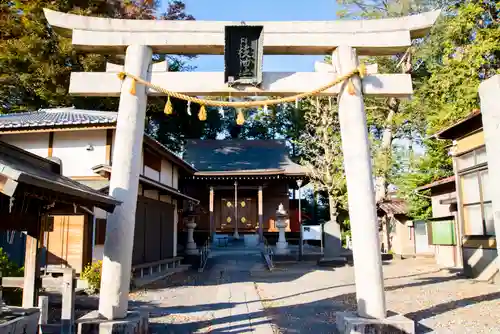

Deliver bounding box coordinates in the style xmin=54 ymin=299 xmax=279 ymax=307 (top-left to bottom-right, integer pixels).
xmin=0 ymin=108 xmax=198 ymax=274
xmin=0 ymin=140 xmax=118 ymax=307
xmin=435 ymin=110 xmax=498 ymax=281
xmin=182 ymin=140 xmax=308 ymax=240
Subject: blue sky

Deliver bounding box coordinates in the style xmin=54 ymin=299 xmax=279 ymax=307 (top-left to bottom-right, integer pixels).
xmin=160 ymin=0 xmax=341 ymax=72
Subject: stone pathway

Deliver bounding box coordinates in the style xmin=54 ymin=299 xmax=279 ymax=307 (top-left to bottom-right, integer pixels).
xmin=130 ymin=256 xmax=500 ymax=334
xmin=130 ymin=252 xmax=274 ymax=333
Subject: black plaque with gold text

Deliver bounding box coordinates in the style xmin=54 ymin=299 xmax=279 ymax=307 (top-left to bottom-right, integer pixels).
xmin=224 ymin=25 xmax=264 ymax=85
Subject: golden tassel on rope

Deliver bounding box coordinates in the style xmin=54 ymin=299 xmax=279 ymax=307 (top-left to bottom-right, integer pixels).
xmin=129 ymin=78 xmax=137 ymax=95
xmin=347 ymin=79 xmax=356 ymax=95
xmin=198 ymin=105 xmax=207 ymax=121
xmin=236 ymin=109 xmax=245 ymax=125
xmin=164 ymin=96 xmax=173 ymax=115
xmin=358 ymin=63 xmax=367 ymax=79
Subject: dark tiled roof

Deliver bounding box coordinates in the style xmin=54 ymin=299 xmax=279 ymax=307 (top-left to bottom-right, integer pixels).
xmin=183 ymin=139 xmax=307 ymax=175
xmin=0 ymin=108 xmax=195 ymax=173
xmin=0 ymin=140 xmax=119 ymax=212
xmin=378 ymin=199 xmax=408 ymax=215
xmin=0 ymin=107 xmax=117 ymax=129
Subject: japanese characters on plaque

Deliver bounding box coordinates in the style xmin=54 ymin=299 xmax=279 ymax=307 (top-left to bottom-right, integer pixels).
xmin=237 ymin=37 xmax=254 ymax=78
xmin=224 ymin=25 xmax=264 ymax=85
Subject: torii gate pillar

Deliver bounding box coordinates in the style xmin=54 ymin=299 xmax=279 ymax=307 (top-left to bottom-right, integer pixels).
xmin=98 ymin=45 xmax=152 ymax=320
xmin=335 ymin=46 xmax=386 ymax=318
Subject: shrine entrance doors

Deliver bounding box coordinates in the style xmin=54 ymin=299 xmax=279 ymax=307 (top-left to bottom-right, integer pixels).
xmin=220 ymin=197 xmax=257 ymax=233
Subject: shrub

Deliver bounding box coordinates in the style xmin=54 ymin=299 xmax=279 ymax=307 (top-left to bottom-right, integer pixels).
xmin=0 ymin=247 xmax=24 ymax=305
xmin=81 ymin=260 xmax=102 ymax=295
xmin=0 ymin=247 xmax=23 ymax=277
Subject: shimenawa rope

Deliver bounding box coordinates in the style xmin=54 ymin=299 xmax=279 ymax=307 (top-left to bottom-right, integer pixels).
xmin=117 ymin=63 xmax=366 ymax=123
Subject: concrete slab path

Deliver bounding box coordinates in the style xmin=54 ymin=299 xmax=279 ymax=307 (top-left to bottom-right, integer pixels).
xmin=130 ymin=252 xmax=274 ymax=333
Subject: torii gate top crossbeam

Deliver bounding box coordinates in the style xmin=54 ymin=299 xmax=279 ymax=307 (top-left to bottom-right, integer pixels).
xmin=43 ymin=9 xmax=440 ymax=56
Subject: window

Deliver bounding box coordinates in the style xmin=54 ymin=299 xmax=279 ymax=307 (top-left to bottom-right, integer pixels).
xmin=458 ymin=146 xmax=494 ymax=236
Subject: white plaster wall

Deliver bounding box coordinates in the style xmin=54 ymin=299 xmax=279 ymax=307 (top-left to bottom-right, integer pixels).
xmin=173 ymin=166 xmax=178 ymax=189
xmin=1 ymin=133 xmax=50 ymax=158
xmin=94 ymin=208 xmax=107 ymax=220
xmin=52 ymin=130 xmax=107 ymax=177
xmin=141 ymin=150 xmax=144 ymax=173
xmin=144 ymin=166 xmax=160 ymax=181
xmin=431 ymin=191 xmax=456 ymax=218
xmin=160 ymin=160 xmax=173 ymax=187
xmin=435 ymin=245 xmax=456 ymax=267
xmin=159 ymin=195 xmax=172 ymax=203
xmin=173 ymin=199 xmax=178 ymax=257
xmin=143 ymin=189 xmax=159 ymax=200
xmin=93 ymin=245 xmax=104 ymax=262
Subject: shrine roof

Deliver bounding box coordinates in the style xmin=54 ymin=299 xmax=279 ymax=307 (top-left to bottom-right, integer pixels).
xmin=183 ymin=140 xmax=307 ymax=176
xmin=0 ymin=107 xmax=117 ymax=130
xmin=0 ymin=140 xmax=120 ymax=212
xmin=377 ymin=199 xmax=408 ymax=216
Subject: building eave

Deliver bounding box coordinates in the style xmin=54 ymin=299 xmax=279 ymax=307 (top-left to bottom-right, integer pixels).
xmin=92 ymin=164 xmax=198 ymax=203
xmin=434 ymin=111 xmax=482 ymax=140
xmin=416 ymin=176 xmax=456 ymax=192
xmin=143 ymin=135 xmax=197 ymax=174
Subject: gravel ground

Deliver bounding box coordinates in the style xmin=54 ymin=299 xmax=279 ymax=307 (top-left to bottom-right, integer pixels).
xmin=130 ymin=256 xmax=500 ymax=334
xmin=257 ymin=258 xmax=500 ymax=334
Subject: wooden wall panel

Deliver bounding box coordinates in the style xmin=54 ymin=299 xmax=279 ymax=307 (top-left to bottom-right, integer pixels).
xmin=133 ymin=197 xmax=176 ymax=266
xmin=46 ymin=215 xmax=85 ymax=273
xmin=145 ymin=202 xmax=162 ymax=263
xmin=161 ymin=204 xmax=175 ymax=259
xmin=132 ymin=200 xmax=146 ymax=265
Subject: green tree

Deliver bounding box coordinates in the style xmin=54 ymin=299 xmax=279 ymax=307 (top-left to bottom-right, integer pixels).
xmin=411 ymin=1 xmax=499 ymax=134
xmin=297 ymin=98 xmax=347 ymax=223
xmin=395 ymin=0 xmax=498 ymax=218
xmin=336 ymin=0 xmax=442 ymax=206
xmin=0 ymin=0 xmax=198 ymax=152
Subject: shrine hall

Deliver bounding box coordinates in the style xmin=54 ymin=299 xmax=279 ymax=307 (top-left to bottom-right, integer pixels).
xmin=182 ymin=140 xmax=308 ymax=241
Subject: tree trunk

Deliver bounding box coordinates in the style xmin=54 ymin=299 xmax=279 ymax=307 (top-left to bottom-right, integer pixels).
xmin=328 ymin=194 xmax=338 ymax=223
xmin=374 ymin=99 xmax=398 ymax=203
xmin=381 ymin=215 xmax=392 ymax=253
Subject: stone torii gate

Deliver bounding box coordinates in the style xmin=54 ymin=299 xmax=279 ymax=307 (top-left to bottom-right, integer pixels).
xmin=44 ymin=9 xmax=439 ymax=332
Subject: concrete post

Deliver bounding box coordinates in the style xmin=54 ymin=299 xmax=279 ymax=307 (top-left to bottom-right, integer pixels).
xmin=209 ymin=187 xmax=215 ymax=242
xmin=258 ymin=186 xmax=264 ymax=242
xmin=478 ymin=75 xmax=500 ymax=267
xmin=98 ymin=44 xmax=152 ymax=320
xmin=297 ymin=179 xmax=303 ymax=260
xmin=334 ymin=45 xmax=386 ymax=319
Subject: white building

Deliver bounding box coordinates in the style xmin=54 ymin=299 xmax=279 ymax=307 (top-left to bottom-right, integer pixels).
xmin=0 ymin=107 xmax=198 ymax=277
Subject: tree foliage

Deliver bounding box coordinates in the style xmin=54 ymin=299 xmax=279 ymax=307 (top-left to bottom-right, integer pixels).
xmin=411 ymin=0 xmax=499 ymax=134
xmin=0 ymin=0 xmax=197 ymax=151
xmin=395 ymin=0 xmax=498 ymax=217
xmin=296 ymin=97 xmax=347 ymax=218
xmin=335 ymin=0 xmax=499 ymax=220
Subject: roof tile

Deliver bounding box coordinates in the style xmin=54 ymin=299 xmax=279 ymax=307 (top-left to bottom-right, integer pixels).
xmin=0 ymin=107 xmax=117 ymax=129
xmin=184 ymin=139 xmax=307 ymax=175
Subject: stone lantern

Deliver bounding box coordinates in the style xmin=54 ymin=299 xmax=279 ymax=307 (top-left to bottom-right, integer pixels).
xmin=275 ymin=203 xmax=289 ymax=254
xmin=184 ymin=201 xmax=198 ymax=255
